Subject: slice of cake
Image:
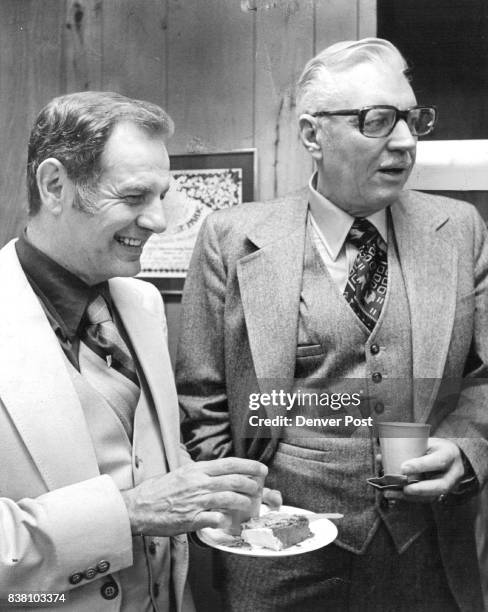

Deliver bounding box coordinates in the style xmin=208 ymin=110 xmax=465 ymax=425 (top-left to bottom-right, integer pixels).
xmin=241 ymin=512 xmax=313 ymax=551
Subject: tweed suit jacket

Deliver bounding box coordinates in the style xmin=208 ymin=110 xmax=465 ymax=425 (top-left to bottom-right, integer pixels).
xmin=0 ymin=240 xmax=194 ymax=612
xmin=176 ymin=188 xmax=488 ymax=612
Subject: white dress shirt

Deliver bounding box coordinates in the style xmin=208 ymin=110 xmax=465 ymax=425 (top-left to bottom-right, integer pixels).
xmin=307 ymin=173 xmax=388 ymax=293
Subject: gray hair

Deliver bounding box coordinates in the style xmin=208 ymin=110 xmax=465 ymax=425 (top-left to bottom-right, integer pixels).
xmin=296 ymin=38 xmax=409 ymax=116
xmin=27 ymin=91 xmax=174 ymax=215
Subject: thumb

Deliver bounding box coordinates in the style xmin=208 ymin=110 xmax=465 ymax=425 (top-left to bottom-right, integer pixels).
xmin=193 ymin=511 xmax=231 ymax=530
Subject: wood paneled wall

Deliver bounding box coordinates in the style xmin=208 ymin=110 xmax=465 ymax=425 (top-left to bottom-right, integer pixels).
xmin=0 ymin=0 xmax=375 ymax=248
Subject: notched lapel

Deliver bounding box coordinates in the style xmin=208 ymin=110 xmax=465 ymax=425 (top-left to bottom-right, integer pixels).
xmin=391 ymin=196 xmax=457 ymax=421
xmin=0 ymin=241 xmax=99 ymax=491
xmin=236 ymin=198 xmax=308 ymax=398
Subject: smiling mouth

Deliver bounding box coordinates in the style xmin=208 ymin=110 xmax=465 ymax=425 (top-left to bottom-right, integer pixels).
xmin=115 ymin=236 xmax=144 ymax=248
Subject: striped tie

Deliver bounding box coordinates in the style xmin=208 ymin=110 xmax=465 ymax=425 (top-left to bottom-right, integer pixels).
xmin=80 ymin=294 xmax=140 ymax=438
xmin=343 ymin=218 xmax=388 ymax=331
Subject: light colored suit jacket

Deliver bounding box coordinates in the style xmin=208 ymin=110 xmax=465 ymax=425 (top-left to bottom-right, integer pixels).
xmin=176 ymin=189 xmax=488 ymax=612
xmin=0 ymin=239 xmax=194 ymax=612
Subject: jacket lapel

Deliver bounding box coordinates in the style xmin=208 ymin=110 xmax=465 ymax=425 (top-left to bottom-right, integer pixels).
xmin=391 ymin=193 xmax=457 ymax=421
xmin=237 ymin=194 xmax=309 ymax=401
xmin=0 ymin=240 xmax=100 ymax=490
xmin=109 ymin=278 xmax=182 ymax=471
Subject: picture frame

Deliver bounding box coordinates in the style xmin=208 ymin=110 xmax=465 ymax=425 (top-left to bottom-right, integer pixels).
xmin=139 ymin=148 xmax=257 ymax=295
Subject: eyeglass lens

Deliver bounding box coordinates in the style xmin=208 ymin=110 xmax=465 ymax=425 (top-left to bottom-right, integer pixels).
xmin=362 ymin=107 xmax=436 ymax=137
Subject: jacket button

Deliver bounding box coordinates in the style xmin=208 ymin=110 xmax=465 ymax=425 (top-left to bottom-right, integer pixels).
xmin=84 ymin=567 xmax=97 ymax=580
xmin=97 ymin=560 xmax=110 ymax=574
xmin=69 ymin=572 xmax=83 ymax=585
xmin=372 ymin=372 xmax=382 ymax=383
xmin=134 ymin=455 xmax=142 ymax=469
xmin=148 ymin=541 xmax=157 ymax=555
xmin=101 ymin=580 xmax=119 ymax=600
xmin=370 ymin=344 xmax=380 ymax=355
xmin=374 ymin=402 xmax=385 ymax=414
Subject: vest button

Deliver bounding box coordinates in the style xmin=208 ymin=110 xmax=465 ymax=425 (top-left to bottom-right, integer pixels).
xmin=370 ymin=344 xmax=380 ymax=355
xmin=153 ymin=583 xmax=160 ymax=598
xmin=372 ymin=372 xmax=382 ymax=383
xmin=374 ymin=402 xmax=385 ymax=414
xmin=101 ymin=579 xmax=119 ymax=600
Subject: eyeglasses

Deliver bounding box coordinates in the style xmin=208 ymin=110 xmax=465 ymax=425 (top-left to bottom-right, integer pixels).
xmin=311 ymin=105 xmax=437 ymax=138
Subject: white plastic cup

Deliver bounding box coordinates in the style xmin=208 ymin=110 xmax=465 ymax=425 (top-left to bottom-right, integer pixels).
xmin=378 ymin=422 xmax=430 ymax=477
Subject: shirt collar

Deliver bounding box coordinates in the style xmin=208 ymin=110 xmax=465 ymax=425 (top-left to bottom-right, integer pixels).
xmin=308 ymin=173 xmax=388 ymax=261
xmin=15 ymin=231 xmax=108 ymax=339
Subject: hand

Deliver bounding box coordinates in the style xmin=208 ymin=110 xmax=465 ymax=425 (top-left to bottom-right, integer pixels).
xmin=121 ymin=458 xmax=268 ymax=536
xmin=262 ymin=487 xmax=282 ymax=510
xmin=382 ymin=437 xmax=465 ymax=503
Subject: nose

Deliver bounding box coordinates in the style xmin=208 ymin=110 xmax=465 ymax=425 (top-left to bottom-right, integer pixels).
xmin=137 ymin=197 xmax=167 ymax=234
xmin=387 ymin=118 xmax=417 ymax=152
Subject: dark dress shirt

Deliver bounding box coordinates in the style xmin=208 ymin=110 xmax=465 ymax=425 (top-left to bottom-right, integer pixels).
xmin=15 ymin=232 xmax=111 ymax=370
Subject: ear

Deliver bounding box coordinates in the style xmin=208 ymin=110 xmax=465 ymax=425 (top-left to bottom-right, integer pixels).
xmin=36 ymin=158 xmax=73 ymax=215
xmin=298 ymin=114 xmax=323 ymax=160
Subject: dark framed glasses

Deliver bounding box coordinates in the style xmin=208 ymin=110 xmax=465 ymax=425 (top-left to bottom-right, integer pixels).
xmin=311 ymin=105 xmax=437 ymax=138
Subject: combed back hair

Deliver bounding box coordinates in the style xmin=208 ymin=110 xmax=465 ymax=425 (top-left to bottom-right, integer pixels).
xmin=27 ymin=91 xmax=174 ymax=215
xmin=296 ymin=38 xmax=409 ymax=116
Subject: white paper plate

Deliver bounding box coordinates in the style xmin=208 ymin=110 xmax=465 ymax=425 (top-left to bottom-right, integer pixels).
xmin=196 ymin=504 xmax=338 ymax=557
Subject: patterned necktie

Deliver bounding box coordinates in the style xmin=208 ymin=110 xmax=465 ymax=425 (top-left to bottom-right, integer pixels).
xmin=82 ymin=294 xmax=140 ymax=388
xmin=80 ymin=294 xmax=140 ymax=439
xmin=343 ymin=218 xmax=388 ymax=331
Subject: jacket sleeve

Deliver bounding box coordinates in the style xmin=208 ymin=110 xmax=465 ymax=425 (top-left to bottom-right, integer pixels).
xmin=0 ymin=475 xmax=133 ymax=595
xmin=434 ymin=205 xmax=488 ymax=492
xmin=176 ymin=216 xmax=234 ymax=461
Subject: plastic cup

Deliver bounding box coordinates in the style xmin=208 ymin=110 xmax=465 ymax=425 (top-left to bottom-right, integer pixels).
xmin=378 ymin=422 xmax=430 ymax=478
xmin=225 ymin=474 xmax=264 ymax=535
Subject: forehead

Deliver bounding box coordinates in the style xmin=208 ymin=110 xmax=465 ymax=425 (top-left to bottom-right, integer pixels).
xmin=100 ymin=121 xmax=170 ymax=178
xmin=318 ymin=61 xmax=416 ymax=109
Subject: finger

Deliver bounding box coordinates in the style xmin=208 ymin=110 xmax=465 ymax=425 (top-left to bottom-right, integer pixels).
xmin=193 ymin=510 xmax=230 ymax=530
xmin=403 ymin=477 xmax=451 ymax=499
xmin=401 ymin=452 xmax=451 ymax=476
xmin=206 ymin=474 xmax=262 ymax=496
xmin=206 ymin=491 xmax=255 ymax=512
xmin=262 ymin=488 xmax=282 ymax=509
xmin=200 ymin=458 xmax=268 ymax=478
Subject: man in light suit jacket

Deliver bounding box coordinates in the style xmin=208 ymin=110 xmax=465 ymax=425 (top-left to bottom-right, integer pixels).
xmin=0 ymin=91 xmax=269 ymax=611
xmin=176 ymin=39 xmax=488 ymax=611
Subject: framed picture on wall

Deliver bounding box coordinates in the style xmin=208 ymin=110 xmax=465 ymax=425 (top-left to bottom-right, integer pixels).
xmin=138 ymin=149 xmax=257 ymax=294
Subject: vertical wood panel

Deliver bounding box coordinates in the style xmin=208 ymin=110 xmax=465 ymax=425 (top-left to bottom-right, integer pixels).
xmin=101 ymin=0 xmax=168 ymax=105
xmin=63 ymin=0 xmax=103 ymax=92
xmin=314 ymin=0 xmax=359 ymax=52
xmin=358 ymin=0 xmax=377 ymax=38
xmin=0 ymin=0 xmax=66 ymax=247
xmin=254 ymin=1 xmax=314 ymax=201
xmin=166 ymin=0 xmax=254 ymax=154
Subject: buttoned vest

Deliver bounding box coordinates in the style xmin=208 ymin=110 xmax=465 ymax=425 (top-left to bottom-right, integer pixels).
xmin=64 ymin=356 xmax=173 ymax=612
xmin=269 ymin=218 xmax=432 ymax=554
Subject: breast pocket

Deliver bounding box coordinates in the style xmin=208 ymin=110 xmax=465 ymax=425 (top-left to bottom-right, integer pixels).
xmin=296 ymin=344 xmax=324 ymax=358
xmin=295 ymin=344 xmax=325 ymax=378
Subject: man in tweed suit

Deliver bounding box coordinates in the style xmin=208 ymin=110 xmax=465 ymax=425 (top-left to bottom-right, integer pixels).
xmin=176 ymin=39 xmax=488 ymax=611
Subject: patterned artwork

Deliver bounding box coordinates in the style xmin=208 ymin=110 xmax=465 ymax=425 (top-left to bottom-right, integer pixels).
xmin=139 ymin=166 xmax=245 ymax=277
